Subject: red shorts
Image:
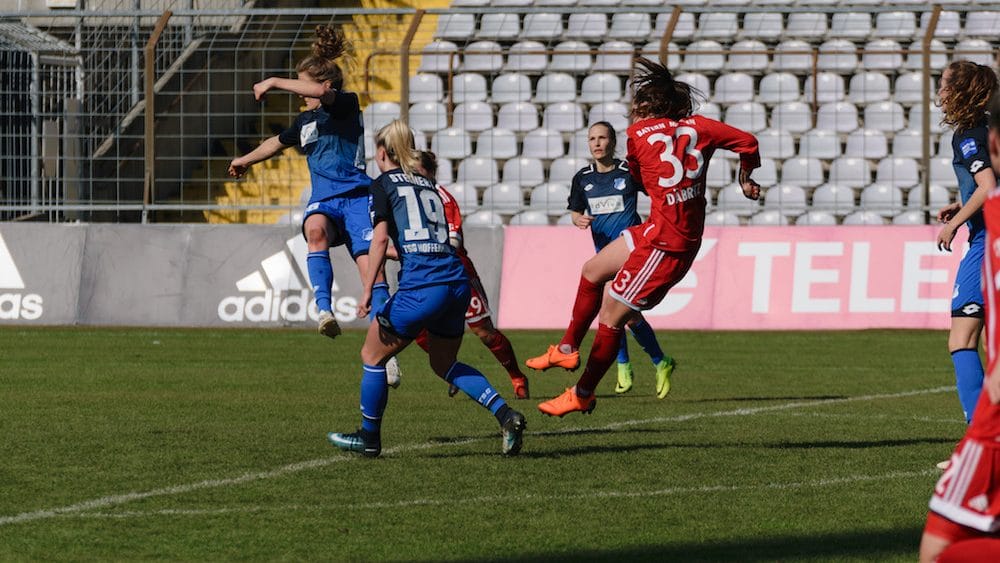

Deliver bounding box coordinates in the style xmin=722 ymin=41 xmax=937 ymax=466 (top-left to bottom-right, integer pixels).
xmin=927 ymin=438 xmax=1000 ymax=538
xmin=608 ymin=224 xmax=698 ymax=311
xmin=465 ymin=276 xmax=492 ymax=325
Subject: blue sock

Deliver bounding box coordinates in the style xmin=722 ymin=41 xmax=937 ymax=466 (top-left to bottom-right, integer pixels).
xmin=370 ymin=282 xmax=390 ymax=321
xmin=307 ymin=250 xmax=333 ymax=312
xmin=617 ymin=333 xmax=630 ymax=364
xmin=952 ymin=349 xmax=984 ymax=424
xmin=629 ymin=319 xmax=664 ymax=366
xmin=360 ymin=364 xmax=389 ymax=433
xmin=445 ymin=362 xmax=507 ymax=416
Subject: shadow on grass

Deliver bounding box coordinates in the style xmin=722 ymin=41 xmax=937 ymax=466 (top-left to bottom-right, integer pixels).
xmin=470 ymin=526 xmax=923 ymax=562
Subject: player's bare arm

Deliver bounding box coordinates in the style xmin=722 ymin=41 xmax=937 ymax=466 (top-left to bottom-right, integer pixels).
xmin=228 ymin=135 xmax=288 ymax=177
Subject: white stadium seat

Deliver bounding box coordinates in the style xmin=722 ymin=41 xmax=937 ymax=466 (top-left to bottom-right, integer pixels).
xmin=804 ymin=73 xmax=846 ymax=104
xmin=556 ymin=213 xmax=576 ymax=226
xmin=363 ymin=101 xmax=400 ymax=132
xmin=521 ymin=13 xmax=564 ymax=40
xmin=482 ymin=183 xmax=525 ymax=214
xmin=509 ymin=210 xmax=551 ymax=225
xmin=829 ymin=12 xmax=872 ymax=40
xmin=724 ymin=102 xmax=767 ymax=132
xmin=654 ymin=12 xmax=696 ymax=42
xmin=726 ymin=40 xmax=769 ymax=72
xmin=529 ymin=183 xmax=571 ymax=215
xmin=894 ymin=72 xmax=933 ymax=105
xmin=842 ymin=211 xmax=887 ymax=225
xmin=457 ymin=157 xmax=499 ymax=188
xmin=461 ymin=41 xmax=503 ymax=73
xmin=763 ymin=184 xmax=808 ymax=217
xmin=848 ymin=72 xmax=891 ymax=105
xmin=873 ymin=11 xmax=916 ymax=39
xmin=845 ymin=128 xmax=889 ymax=160
xmin=902 ymin=39 xmax=948 ymax=71
xmin=829 ymin=157 xmax=873 ymax=188
xmin=861 ymin=40 xmax=904 ymax=71
xmin=954 ymin=39 xmax=995 ymax=66
xmin=521 ymin=128 xmax=565 ymax=160
xmin=796 ymin=210 xmax=838 ymax=226
xmin=565 ymin=13 xmax=608 ymax=42
xmin=418 ymin=41 xmax=459 ymax=73
xmin=930 ymin=157 xmax=958 ymax=189
xmin=781 ymin=157 xmax=825 ymax=188
xmin=749 ymin=210 xmax=789 ymax=226
xmin=816 ymin=101 xmax=859 ymax=133
xmin=916 ymin=11 xmax=960 ymax=40
xmin=704 ymin=210 xmax=743 ymax=226
xmin=963 ymin=11 xmax=1000 ymax=39
xmin=496 ymin=102 xmax=539 ymax=132
xmin=464 ymin=210 xmax=505 ymax=227
xmin=784 ymin=12 xmax=827 ymax=40
xmin=909 ymin=104 xmax=944 ymax=134
xmin=706 ymin=158 xmax=733 ymax=188
xmin=812 ymin=183 xmax=857 ymax=216
xmin=409 ymin=73 xmax=442 ymax=103
xmin=437 ymin=156 xmax=454 ymax=184
xmin=435 ymin=14 xmax=476 ymax=41
xmin=758 ymin=72 xmax=800 ymax=105
xmin=534 ymin=73 xmax=577 ymax=104
xmin=740 ymin=12 xmax=783 ymax=41
xmin=892 ymin=211 xmax=925 ymax=225
xmin=588 ymin=102 xmax=629 ymax=132
xmin=504 ymin=41 xmax=548 ymax=73
xmin=641 ymin=40 xmax=681 ymax=71
xmin=863 ymin=101 xmax=906 ymax=133
xmin=475 ymin=128 xmax=519 ymax=160
xmin=608 ymin=13 xmax=652 ymax=41
xmin=681 ymin=40 xmax=726 ymax=73
xmin=861 ymin=182 xmax=906 ymax=216
xmin=714 ymin=73 xmax=755 ymax=105
xmin=890 ymin=128 xmax=925 ymax=159
xmin=817 ymin=39 xmax=858 ymax=74
xmin=478 ymin=13 xmax=521 ymax=41
xmin=579 ymin=73 xmax=622 ymax=103
xmin=593 ymin=41 xmax=635 ymax=73
xmin=568 ymin=129 xmax=592 ymax=158
xmin=446 ymin=183 xmax=478 ymax=214
xmin=543 ymin=102 xmax=585 ymax=132
xmin=907 ymin=184 xmax=951 ymax=212
xmin=453 ymin=102 xmax=493 ymax=133
xmin=716 ymin=183 xmax=761 ymax=216
xmin=452 ymin=73 xmax=488 ymax=104
xmin=431 ymin=128 xmax=472 ymax=159
xmin=696 ymin=102 xmax=722 ymax=121
xmin=755 ymin=158 xmax=779 ymax=187
xmin=491 ymin=73 xmax=532 ymax=104
xmin=676 ymin=72 xmax=712 ymax=98
xmin=502 ymin=157 xmax=545 ymax=187
xmin=757 ymin=128 xmax=796 ymax=160
xmin=696 ymin=13 xmax=739 ymax=40
xmin=770 ymin=102 xmax=813 ymax=134
xmin=548 ymin=41 xmax=592 ymax=73
xmin=799 ymin=129 xmax=841 ymax=159
xmin=772 ymin=40 xmax=813 ymax=74
xmin=549 ymin=157 xmax=588 ymax=184
xmin=938 ymin=130 xmax=953 ymax=160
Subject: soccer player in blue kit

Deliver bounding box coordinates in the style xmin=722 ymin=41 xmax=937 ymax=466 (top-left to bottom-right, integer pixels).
xmin=327 ymin=120 xmax=526 ymax=457
xmin=528 ymin=121 xmax=675 ymax=399
xmin=934 ymin=61 xmax=999 ymax=427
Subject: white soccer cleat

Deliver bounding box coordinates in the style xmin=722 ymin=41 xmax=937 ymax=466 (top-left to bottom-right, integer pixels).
xmin=317 ymin=310 xmax=341 ymax=340
xmin=385 ymin=356 xmax=402 ymax=389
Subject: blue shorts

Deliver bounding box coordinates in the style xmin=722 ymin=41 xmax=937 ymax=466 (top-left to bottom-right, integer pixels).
xmin=302 ymin=188 xmax=372 ymax=258
xmin=952 ymin=236 xmax=985 ymax=318
xmin=376 ymin=281 xmax=471 ymax=339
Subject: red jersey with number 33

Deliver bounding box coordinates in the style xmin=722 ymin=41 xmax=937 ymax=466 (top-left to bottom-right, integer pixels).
xmin=973 ymin=191 xmax=1000 ymax=440
xmin=626 ymin=115 xmax=761 ymax=252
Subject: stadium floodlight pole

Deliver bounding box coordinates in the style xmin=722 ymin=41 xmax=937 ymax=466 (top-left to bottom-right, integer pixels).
xmin=921 ymin=6 xmax=941 ymax=226
xmin=399 ymin=9 xmax=424 ymax=126
xmin=142 ymin=10 xmax=172 ymax=224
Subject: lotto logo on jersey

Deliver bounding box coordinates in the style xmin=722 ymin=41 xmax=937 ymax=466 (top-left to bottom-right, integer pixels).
xmin=217 ymin=236 xmax=357 ymax=323
xmin=0 ymin=233 xmax=43 ymax=320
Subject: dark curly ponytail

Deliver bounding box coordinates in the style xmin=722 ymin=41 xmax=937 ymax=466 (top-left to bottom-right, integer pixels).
xmin=630 ymin=57 xmax=704 ymax=122
xmin=296 ymin=25 xmax=352 ymax=90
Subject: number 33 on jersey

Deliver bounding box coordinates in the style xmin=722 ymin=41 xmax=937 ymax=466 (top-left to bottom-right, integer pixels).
xmin=626 ymin=114 xmax=760 ymax=253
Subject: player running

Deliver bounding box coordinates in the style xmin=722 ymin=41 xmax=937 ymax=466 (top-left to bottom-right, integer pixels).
xmin=526 ymin=121 xmax=674 ymax=398
xmin=327 ymin=120 xmax=525 ymax=457
xmin=533 ymin=57 xmax=761 ymax=417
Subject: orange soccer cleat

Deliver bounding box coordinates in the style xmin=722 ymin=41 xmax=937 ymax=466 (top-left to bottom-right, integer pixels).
xmin=511 ymin=375 xmax=530 ymax=400
xmin=537 ymin=387 xmax=596 ymax=417
xmin=525 ymin=345 xmax=580 ymax=371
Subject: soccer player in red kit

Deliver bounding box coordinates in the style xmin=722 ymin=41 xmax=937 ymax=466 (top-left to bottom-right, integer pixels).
xmin=535 ymin=57 xmax=762 ymax=416
xmin=412 ymin=151 xmax=530 ymax=399
xmin=919 ymin=94 xmax=1000 ymax=563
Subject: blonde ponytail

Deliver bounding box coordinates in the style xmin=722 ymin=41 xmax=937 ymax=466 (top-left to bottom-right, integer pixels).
xmin=375 ymin=120 xmax=421 ymax=176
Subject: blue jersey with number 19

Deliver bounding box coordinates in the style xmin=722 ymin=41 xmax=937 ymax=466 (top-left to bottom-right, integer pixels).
xmin=371 ymin=168 xmax=467 ymax=290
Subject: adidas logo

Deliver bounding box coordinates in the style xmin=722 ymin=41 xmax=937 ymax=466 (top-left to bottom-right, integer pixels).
xmin=0 ymin=232 xmax=43 ymax=320
xmin=217 ymin=236 xmax=358 ymax=323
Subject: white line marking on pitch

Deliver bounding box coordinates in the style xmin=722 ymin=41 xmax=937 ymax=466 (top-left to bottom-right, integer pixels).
xmin=61 ymin=468 xmax=940 ymax=520
xmin=0 ymin=386 xmax=951 ymax=527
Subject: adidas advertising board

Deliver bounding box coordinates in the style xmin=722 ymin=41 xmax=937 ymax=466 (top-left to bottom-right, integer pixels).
xmin=0 ymin=224 xmax=85 ymax=324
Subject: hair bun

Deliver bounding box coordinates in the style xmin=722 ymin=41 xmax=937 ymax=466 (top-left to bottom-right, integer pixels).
xmin=312 ymin=25 xmax=348 ymax=61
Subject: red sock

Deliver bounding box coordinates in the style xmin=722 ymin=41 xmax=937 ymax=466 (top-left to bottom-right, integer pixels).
xmin=480 ymin=328 xmax=525 ymax=379
xmin=576 ymin=323 xmax=624 ymax=394
xmin=559 ymin=276 xmax=603 ymax=350
xmin=938 ymin=538 xmax=1000 ymax=562
xmin=414 ymin=330 xmax=430 ymax=353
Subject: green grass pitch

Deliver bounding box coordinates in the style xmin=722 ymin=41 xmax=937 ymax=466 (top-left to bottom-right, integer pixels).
xmin=0 ymin=327 xmax=965 ymax=561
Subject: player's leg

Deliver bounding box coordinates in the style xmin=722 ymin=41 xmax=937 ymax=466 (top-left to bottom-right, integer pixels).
xmin=919 ymin=530 xmax=952 ymax=563
xmin=427 ymin=281 xmax=525 ymax=455
xmin=525 ymin=234 xmax=631 ymax=371
xmin=950 ymin=241 xmax=986 ymax=423
xmin=627 ymin=313 xmax=675 ymax=399
xmin=469 ymin=317 xmax=529 ymax=399
xmin=303 ymin=209 xmax=341 ymax=339
xmin=614 ymin=331 xmax=633 ymax=394
xmin=937 ymin=538 xmax=1000 ymax=562
xmin=326 ymin=318 xmax=410 ymax=458
xmin=354 ymin=252 xmax=401 ymax=388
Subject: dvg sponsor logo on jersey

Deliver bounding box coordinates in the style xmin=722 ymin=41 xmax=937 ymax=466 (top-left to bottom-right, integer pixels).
xmin=0 ymin=233 xmax=43 ymax=320
xmin=588 ymin=195 xmax=625 ymax=215
xmin=218 ymin=237 xmax=357 ymax=323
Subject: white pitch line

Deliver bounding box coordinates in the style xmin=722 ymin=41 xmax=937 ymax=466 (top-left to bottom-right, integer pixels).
xmin=0 ymin=385 xmax=951 ymax=527
xmin=63 ymin=468 xmax=939 ymax=520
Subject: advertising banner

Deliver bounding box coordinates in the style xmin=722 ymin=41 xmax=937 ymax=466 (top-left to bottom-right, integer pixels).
xmin=498 ymin=225 xmax=968 ymax=330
